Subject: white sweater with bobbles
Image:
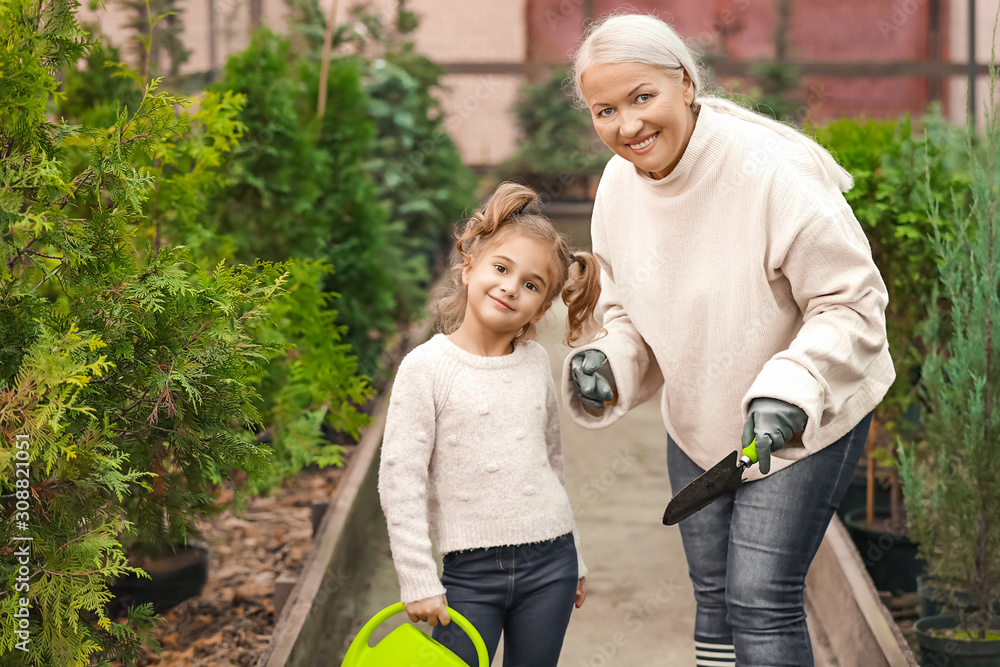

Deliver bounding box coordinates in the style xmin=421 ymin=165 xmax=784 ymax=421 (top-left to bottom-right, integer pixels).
xmin=379 ymin=333 xmax=587 ymax=605
xmin=561 ymin=102 xmax=896 ymax=482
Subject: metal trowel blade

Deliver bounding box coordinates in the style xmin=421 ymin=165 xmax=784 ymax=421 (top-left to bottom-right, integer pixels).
xmin=662 ymin=450 xmax=745 ymax=525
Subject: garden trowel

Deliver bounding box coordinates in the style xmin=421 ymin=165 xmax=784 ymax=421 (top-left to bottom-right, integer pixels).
xmin=662 ymin=438 xmax=759 ymax=525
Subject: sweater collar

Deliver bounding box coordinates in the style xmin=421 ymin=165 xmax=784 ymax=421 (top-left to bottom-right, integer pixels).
xmin=434 ymin=333 xmax=532 ymax=369
xmin=629 ymin=102 xmax=725 ymax=195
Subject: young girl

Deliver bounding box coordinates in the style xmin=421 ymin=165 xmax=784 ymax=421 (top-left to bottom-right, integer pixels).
xmin=378 ymin=182 xmax=603 ymax=666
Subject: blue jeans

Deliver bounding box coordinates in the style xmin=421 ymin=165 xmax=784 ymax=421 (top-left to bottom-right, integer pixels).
xmin=432 ymin=532 xmax=579 ymax=667
xmin=667 ymin=413 xmax=872 ymax=666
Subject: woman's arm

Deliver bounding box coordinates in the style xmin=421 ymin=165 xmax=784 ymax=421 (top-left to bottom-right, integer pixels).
xmin=561 ymin=195 xmax=665 ymax=429
xmin=742 ymin=166 xmax=894 ymax=450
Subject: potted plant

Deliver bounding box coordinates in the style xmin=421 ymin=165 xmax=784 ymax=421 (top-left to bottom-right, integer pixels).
xmin=898 ymin=63 xmax=1000 ymax=666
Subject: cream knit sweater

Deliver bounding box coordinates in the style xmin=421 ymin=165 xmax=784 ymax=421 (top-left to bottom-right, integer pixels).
xmin=561 ymin=103 xmax=896 ymax=482
xmin=379 ymin=333 xmax=587 ymax=605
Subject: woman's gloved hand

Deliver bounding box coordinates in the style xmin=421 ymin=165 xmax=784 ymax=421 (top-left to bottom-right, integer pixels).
xmin=570 ymin=349 xmax=616 ymax=410
xmin=741 ymin=397 xmax=807 ymax=475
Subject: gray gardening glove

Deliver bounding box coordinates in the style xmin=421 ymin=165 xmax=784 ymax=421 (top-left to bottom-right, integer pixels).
xmin=741 ymin=397 xmax=807 ymax=475
xmin=570 ymin=350 xmax=616 ymax=411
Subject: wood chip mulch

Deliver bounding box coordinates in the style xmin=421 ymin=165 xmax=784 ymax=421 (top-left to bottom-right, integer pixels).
xmin=130 ymin=454 xmax=352 ymax=667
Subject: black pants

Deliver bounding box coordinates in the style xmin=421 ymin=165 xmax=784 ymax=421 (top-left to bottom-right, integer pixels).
xmin=432 ymin=532 xmax=579 ymax=667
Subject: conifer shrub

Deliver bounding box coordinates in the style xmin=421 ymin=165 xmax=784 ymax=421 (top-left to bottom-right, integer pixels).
xmin=208 ymin=29 xmax=397 ymax=376
xmin=349 ymin=3 xmax=477 ymax=314
xmin=899 ymin=69 xmax=1000 ymax=639
xmin=0 ymin=2 xmax=363 ymax=663
xmin=56 ymin=31 xmax=375 ymax=498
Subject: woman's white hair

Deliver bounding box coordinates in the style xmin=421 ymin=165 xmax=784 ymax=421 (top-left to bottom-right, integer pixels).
xmin=570 ymin=13 xmax=853 ymax=192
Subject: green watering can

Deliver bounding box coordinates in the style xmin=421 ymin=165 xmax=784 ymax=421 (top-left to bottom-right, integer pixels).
xmin=341 ymin=602 xmax=489 ymax=667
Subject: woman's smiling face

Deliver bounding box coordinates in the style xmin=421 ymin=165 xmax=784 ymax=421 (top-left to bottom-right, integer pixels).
xmin=581 ymin=62 xmax=697 ymax=180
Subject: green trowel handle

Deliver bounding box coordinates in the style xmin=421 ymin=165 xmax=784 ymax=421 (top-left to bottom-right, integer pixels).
xmin=344 ymin=602 xmax=489 ymax=667
xmin=741 ymin=437 xmax=759 ymax=465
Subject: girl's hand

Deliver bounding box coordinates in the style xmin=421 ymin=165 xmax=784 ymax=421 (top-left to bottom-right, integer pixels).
xmin=405 ymin=594 xmax=451 ymax=627
xmin=575 ymin=576 xmax=588 ymax=608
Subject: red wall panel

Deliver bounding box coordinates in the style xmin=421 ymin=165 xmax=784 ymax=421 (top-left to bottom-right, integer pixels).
xmin=527 ymin=0 xmax=944 ymax=121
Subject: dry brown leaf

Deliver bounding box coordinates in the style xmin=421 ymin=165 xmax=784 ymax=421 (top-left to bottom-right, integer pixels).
xmin=193 ymin=631 xmax=223 ymax=648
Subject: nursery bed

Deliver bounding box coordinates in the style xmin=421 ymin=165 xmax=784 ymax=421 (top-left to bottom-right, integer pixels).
xmin=125 ymin=459 xmax=350 ymax=666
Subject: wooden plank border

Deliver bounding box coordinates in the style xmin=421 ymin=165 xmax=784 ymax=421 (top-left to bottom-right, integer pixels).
xmin=805 ymin=517 xmax=919 ymax=666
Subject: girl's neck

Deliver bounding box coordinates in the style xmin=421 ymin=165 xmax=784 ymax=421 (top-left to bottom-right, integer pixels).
xmin=448 ymin=323 xmax=516 ymax=357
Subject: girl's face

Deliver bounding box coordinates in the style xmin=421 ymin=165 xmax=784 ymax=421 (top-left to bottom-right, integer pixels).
xmin=462 ymin=233 xmax=554 ymax=337
xmin=581 ymin=62 xmax=696 ymax=180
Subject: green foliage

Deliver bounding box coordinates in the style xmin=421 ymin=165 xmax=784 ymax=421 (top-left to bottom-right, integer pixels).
xmin=497 ymin=66 xmax=610 ymax=192
xmin=247 ymin=259 xmax=373 ymax=491
xmin=306 ymin=54 xmax=399 ymax=371
xmin=208 ymin=29 xmax=397 ymax=376
xmin=208 ymin=31 xmax=323 ymax=260
xmin=57 ymin=37 xmax=143 ymax=128
xmin=140 ymin=88 xmax=245 ymax=264
xmin=899 ymin=71 xmax=1000 ymax=640
xmin=811 ymin=114 xmax=970 ymax=436
xmin=0 ymin=324 xmax=158 ymax=666
xmin=0 ymin=1 xmax=305 ymax=662
xmin=0 ymin=0 xmax=91 ymax=150
xmin=352 ymin=7 xmax=476 ymax=317
xmin=56 ymin=19 xmax=378 ymax=493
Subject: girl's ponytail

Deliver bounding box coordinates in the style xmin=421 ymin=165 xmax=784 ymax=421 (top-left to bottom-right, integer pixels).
xmin=562 ymin=251 xmax=605 ymax=347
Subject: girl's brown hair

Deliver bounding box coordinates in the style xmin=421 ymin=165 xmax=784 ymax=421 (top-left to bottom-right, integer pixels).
xmin=435 ymin=182 xmax=604 ymax=346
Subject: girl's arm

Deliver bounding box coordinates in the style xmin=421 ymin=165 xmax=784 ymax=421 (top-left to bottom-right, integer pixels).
xmin=544 ymin=369 xmax=589 ymax=580
xmin=377 ymin=352 xmax=448 ymax=605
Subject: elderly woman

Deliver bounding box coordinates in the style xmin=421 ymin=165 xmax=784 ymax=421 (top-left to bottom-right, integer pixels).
xmin=563 ymin=13 xmax=894 ymax=667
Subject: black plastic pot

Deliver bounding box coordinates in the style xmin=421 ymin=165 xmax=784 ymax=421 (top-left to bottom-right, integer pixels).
xmin=918 ymin=575 xmax=980 ymax=620
xmin=835 ymin=469 xmax=891 ymax=522
xmin=843 ymin=508 xmax=925 ymax=594
xmin=914 ymin=614 xmax=1000 ymax=667
xmin=107 ymin=544 xmax=210 ymax=617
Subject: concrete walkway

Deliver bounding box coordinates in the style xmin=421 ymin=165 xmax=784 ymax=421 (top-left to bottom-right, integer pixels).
xmin=349 ymin=302 xmax=698 ymax=665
